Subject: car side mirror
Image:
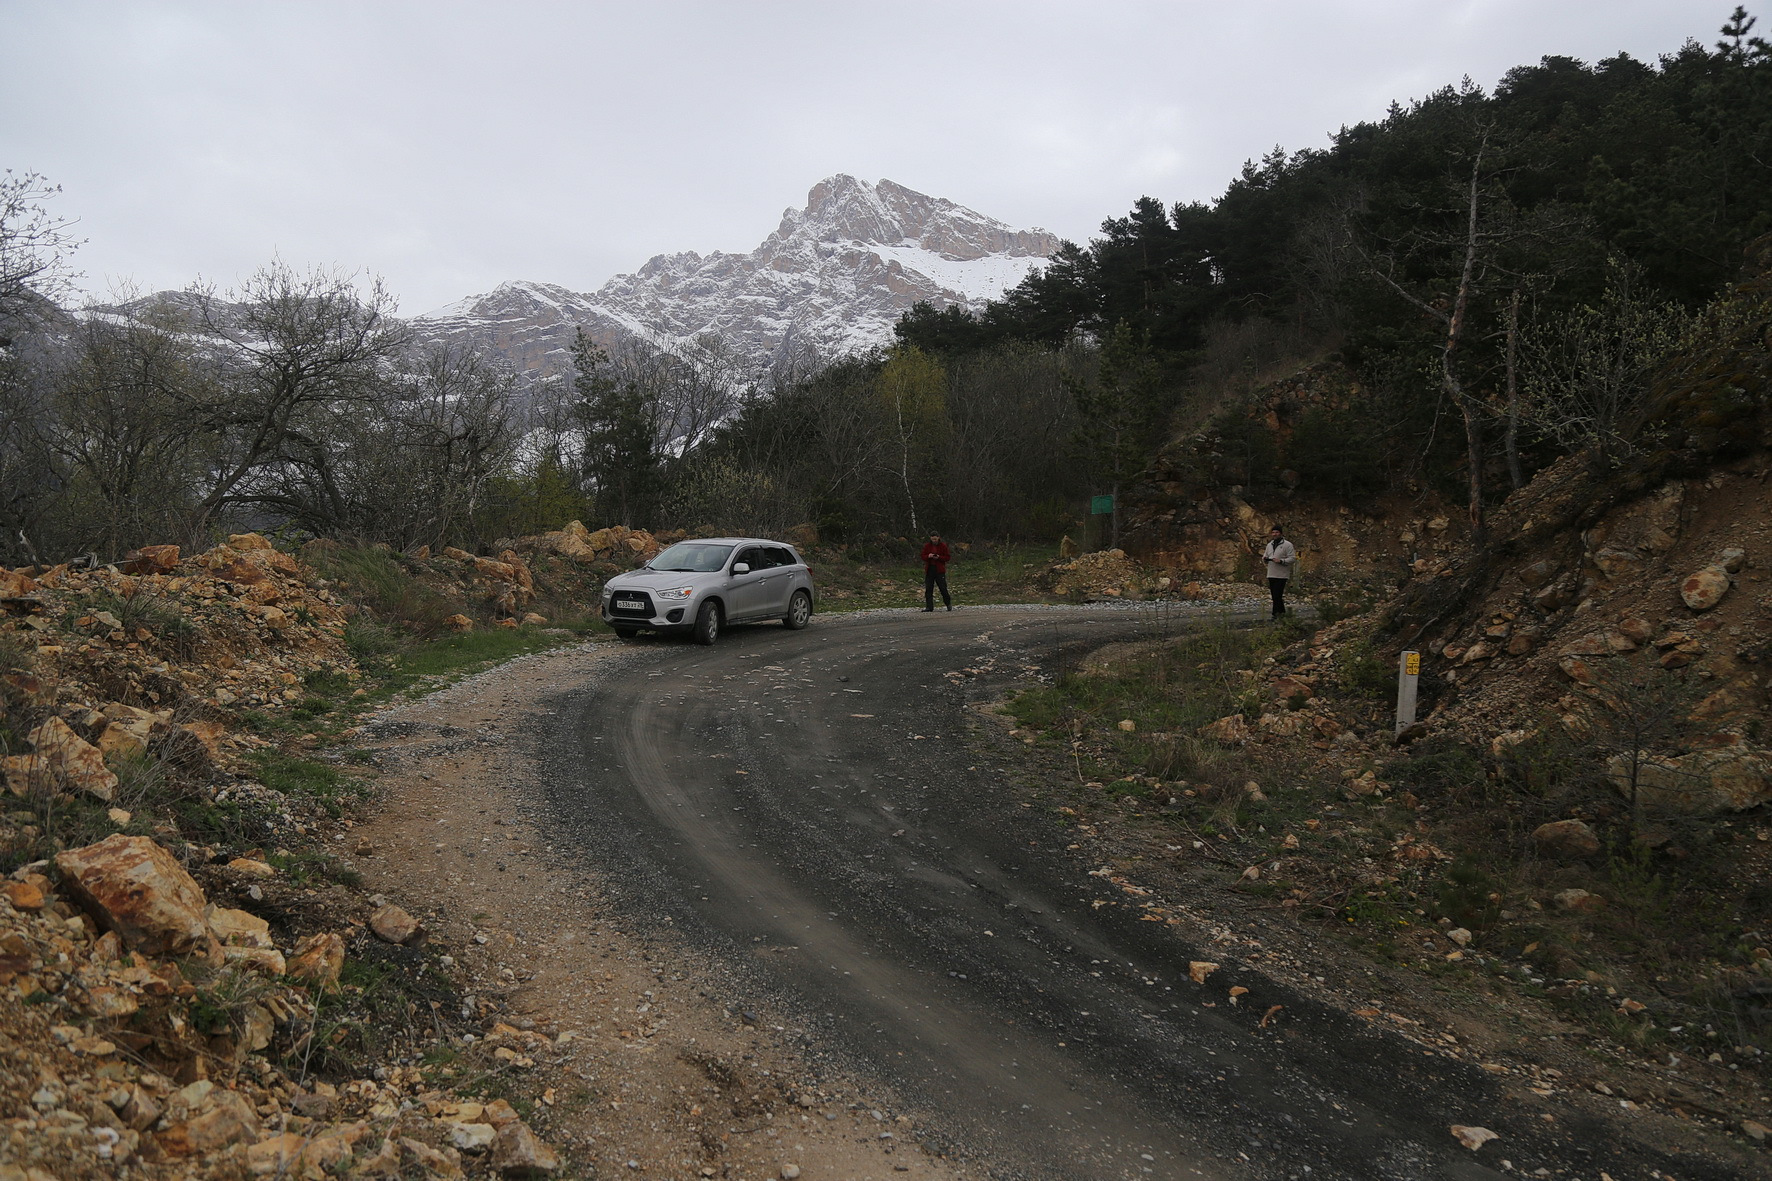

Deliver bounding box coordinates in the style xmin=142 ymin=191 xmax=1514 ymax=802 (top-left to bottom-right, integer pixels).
xmin=732 ymin=563 xmax=750 ymax=575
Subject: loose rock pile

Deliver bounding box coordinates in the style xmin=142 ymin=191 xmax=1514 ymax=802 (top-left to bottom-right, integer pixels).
xmin=2 ymin=832 xmax=563 ymax=1180
xmin=7 ymin=533 xmax=354 ymax=720
xmin=1041 ymin=549 xmax=1154 ymax=598
xmin=0 ymin=532 xmax=589 ymax=1179
xmin=506 ymin=521 xmax=668 ymax=569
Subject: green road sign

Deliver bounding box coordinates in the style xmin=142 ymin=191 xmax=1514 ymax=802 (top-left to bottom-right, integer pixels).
xmin=1090 ymin=495 xmax=1115 ymax=515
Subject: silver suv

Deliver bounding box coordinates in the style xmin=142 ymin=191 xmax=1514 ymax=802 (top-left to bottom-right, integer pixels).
xmin=600 ymin=537 xmax=816 ymax=645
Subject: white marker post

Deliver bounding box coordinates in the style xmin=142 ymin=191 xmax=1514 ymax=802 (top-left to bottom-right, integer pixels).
xmin=1395 ymin=650 xmax=1421 ymax=737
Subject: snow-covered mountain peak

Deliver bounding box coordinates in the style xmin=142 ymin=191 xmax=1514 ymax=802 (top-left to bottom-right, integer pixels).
xmin=414 ymin=177 xmax=1058 ymax=382
xmin=774 ymin=175 xmax=1052 ymax=263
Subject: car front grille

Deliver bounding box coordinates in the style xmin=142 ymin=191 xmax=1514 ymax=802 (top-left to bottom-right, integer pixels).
xmin=607 ymin=590 xmax=656 ymax=618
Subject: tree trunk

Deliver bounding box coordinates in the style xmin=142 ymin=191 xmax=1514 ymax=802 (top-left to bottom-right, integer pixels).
xmin=893 ymin=399 xmax=919 ymax=534
xmin=1442 ymin=141 xmax=1489 ymax=549
xmin=1503 ymin=288 xmax=1523 ymax=491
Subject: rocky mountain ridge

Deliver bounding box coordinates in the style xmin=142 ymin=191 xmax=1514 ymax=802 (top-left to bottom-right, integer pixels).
xmin=411 ymin=175 xmax=1058 ymax=383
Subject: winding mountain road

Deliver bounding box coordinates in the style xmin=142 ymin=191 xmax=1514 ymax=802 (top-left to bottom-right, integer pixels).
xmin=530 ymin=606 xmax=1739 ymax=1181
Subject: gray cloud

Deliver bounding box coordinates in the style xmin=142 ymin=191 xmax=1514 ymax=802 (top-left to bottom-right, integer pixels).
xmin=1 ymin=0 xmax=1732 ymax=312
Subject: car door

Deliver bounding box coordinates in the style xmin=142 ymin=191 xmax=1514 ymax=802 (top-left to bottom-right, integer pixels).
xmin=762 ymin=546 xmax=800 ymax=616
xmin=723 ymin=546 xmax=774 ymax=621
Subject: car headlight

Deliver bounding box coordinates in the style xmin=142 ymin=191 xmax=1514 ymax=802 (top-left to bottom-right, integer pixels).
xmin=655 ymin=587 xmax=695 ymax=600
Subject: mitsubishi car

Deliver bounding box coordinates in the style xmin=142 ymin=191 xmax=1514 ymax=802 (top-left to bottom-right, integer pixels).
xmin=599 ymin=537 xmax=816 ymax=644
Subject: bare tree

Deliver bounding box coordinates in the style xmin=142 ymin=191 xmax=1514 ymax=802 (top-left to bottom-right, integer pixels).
xmin=186 ymin=261 xmax=409 ymax=540
xmin=0 ymin=170 xmax=83 ymax=330
xmin=251 ymin=342 xmax=518 ymax=549
xmin=46 ymin=296 xmax=216 ymax=557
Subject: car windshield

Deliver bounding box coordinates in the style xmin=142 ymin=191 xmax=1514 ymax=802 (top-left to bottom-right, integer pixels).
xmin=650 ymin=542 xmax=734 ymax=573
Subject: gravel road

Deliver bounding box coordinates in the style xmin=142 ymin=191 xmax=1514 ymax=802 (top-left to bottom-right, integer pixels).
xmin=524 ymin=604 xmax=1745 ymax=1181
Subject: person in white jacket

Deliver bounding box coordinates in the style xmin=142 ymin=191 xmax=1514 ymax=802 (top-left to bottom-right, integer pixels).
xmin=1261 ymin=526 xmax=1296 ymax=619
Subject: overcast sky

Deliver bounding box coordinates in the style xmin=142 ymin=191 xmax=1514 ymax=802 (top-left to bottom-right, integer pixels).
xmin=1 ymin=0 xmax=1735 ymax=314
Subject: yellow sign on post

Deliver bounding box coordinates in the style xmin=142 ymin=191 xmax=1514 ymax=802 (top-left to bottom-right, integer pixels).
xmin=1395 ymin=650 xmax=1421 ymax=736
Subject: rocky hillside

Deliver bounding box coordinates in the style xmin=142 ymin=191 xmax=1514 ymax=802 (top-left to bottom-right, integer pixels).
xmin=0 ymin=525 xmax=685 ymax=1181
xmin=411 ymin=175 xmax=1059 ymax=381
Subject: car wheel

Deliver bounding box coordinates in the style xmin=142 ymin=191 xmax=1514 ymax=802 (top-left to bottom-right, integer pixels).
xmin=611 ymin=625 xmax=639 ymax=639
xmin=693 ymin=600 xmax=721 ymax=645
xmin=784 ymin=590 xmax=812 ymax=630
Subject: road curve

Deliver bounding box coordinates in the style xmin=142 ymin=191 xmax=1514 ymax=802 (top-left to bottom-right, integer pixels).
xmin=533 ymin=605 xmax=1739 ymax=1181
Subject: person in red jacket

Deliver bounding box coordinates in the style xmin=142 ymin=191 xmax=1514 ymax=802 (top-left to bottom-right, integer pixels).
xmin=920 ymin=532 xmax=952 ymax=612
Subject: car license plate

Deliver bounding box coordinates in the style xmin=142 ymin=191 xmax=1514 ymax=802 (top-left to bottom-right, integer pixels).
xmin=614 ymin=598 xmax=645 ymax=611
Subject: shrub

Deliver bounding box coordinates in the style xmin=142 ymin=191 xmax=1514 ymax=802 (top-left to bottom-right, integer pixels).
xmin=310 ymin=546 xmax=457 ymax=637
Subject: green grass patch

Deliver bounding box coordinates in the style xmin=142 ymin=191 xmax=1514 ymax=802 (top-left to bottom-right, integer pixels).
xmin=271 ymin=848 xmax=363 ymax=888
xmin=1007 ymin=614 xmax=1299 ymax=747
xmin=362 ymin=622 xmax=593 ymax=701
xmin=248 ymin=752 xmax=366 ymax=817
xmin=174 ymin=794 xmax=279 ymax=847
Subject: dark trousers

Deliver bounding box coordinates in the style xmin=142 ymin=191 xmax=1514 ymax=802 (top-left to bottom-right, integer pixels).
xmin=1267 ymin=577 xmax=1288 ymax=618
xmin=925 ymin=567 xmax=951 ymax=609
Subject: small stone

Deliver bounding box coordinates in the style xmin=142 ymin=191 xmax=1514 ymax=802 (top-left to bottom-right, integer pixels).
xmin=1116 ymin=719 xmax=1136 ymax=732
xmin=1348 ymin=770 xmax=1381 ymax=796
xmin=1532 ymin=819 xmax=1601 ymax=859
xmin=25 ymin=716 xmax=118 ymax=801
xmin=1553 ymin=888 xmax=1605 ymax=912
xmin=56 ymin=835 xmax=216 ymax=957
xmin=447 ymin=1122 xmax=496 ymax=1152
xmin=489 ymin=1121 xmax=561 ymax=1174
xmin=287 ymin=929 xmax=341 ymax=985
xmin=207 ymin=905 xmax=273 ymax=947
xmin=1198 ymin=714 xmax=1249 ymax=746
xmin=401 ymin=1136 xmax=463 ymax=1176
xmin=161 ymin=1091 xmax=261 ymax=1154
xmin=227 ymin=857 xmax=275 ymax=878
xmin=1592 ymin=548 xmax=1642 ymax=579
xmin=1459 ymin=641 xmax=1495 ymax=664
xmin=3 ymin=879 xmax=46 ymax=911
xmin=1447 ymin=927 xmax=1472 ymax=947
xmin=1450 ymin=1125 xmax=1499 ymax=1151
xmin=1188 ymin=961 xmax=1219 ymax=984
xmin=1680 ymin=566 xmax=1731 ymax=611
xmin=1743 ymin=1118 xmax=1769 ymax=1142
xmin=179 ymin=721 xmax=227 ymax=759
xmin=781 ymin=1166 xmax=802 ymax=1180
xmin=369 ymin=903 xmax=422 ymax=945
xmin=1519 ymin=560 xmax=1557 ymax=589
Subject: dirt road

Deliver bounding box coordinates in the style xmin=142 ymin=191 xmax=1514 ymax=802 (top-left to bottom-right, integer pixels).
xmin=530 ymin=605 xmax=1746 ymax=1181
xmin=355 ymin=605 xmax=1750 ymax=1180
